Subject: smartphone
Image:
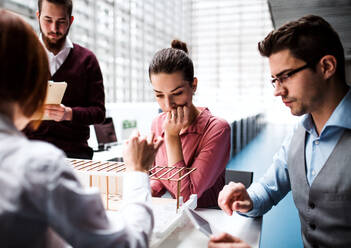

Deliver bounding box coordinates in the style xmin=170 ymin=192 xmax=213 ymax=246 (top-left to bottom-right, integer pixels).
xmin=46 ymin=81 xmax=67 ymax=104
xmin=185 ymin=208 xmax=213 ymax=237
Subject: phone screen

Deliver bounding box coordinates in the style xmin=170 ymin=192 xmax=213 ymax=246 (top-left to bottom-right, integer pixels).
xmin=185 ymin=208 xmax=213 ymax=237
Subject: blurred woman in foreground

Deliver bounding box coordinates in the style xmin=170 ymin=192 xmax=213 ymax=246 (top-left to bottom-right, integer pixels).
xmin=0 ymin=9 xmax=161 ymax=247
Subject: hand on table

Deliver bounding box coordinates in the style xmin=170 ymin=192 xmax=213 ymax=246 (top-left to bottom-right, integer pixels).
xmin=208 ymin=233 xmax=251 ymax=248
xmin=218 ymin=182 xmax=253 ymax=215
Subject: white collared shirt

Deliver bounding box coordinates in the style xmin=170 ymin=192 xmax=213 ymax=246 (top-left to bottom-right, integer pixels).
xmin=40 ymin=34 xmax=73 ymax=76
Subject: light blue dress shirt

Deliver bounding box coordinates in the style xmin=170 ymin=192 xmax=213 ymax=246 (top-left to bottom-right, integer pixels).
xmin=246 ymin=88 xmax=351 ymax=217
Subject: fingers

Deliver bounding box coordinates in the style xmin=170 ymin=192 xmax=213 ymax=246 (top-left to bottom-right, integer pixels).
xmin=44 ymin=104 xmax=72 ymax=122
xmin=45 ymin=109 xmax=64 ymax=122
xmin=45 ymin=107 xmax=64 ymax=115
xmin=45 ymin=104 xmax=65 ymax=113
xmin=208 ymin=242 xmax=251 ymax=248
xmin=163 ymin=105 xmax=189 ymax=136
xmin=218 ymin=182 xmax=249 ymax=215
xmin=147 ymin=132 xmax=163 ymax=150
xmin=147 ymin=132 xmax=155 ymax=144
xmin=210 ymin=233 xmax=229 ymax=242
xmin=210 ymin=233 xmax=242 ymax=243
xmin=130 ymin=129 xmax=140 ymax=139
xmin=177 ymin=106 xmax=184 ymax=123
xmin=218 ymin=184 xmax=236 ymax=215
xmin=127 ymin=131 xmax=162 ymax=151
xmin=183 ymin=105 xmax=190 ymax=123
xmin=153 ymin=136 xmax=163 ymax=149
xmin=166 ymin=111 xmax=172 ymax=121
xmin=209 ymin=233 xmax=251 ymax=248
xmin=171 ymin=109 xmax=177 ymax=120
xmin=227 ymin=182 xmax=247 ymax=195
xmin=169 ymin=106 xmax=186 ymax=123
xmin=232 ymin=200 xmax=252 ymax=212
xmin=45 ymin=104 xmax=61 ymax=110
xmin=218 ymin=199 xmax=234 ymax=216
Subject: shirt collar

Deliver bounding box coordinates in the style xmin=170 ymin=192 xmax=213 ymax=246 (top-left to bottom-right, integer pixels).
xmin=160 ymin=107 xmax=212 ymax=137
xmin=64 ymin=36 xmax=73 ymax=49
xmin=302 ymin=87 xmax=351 ymax=134
xmin=184 ymin=107 xmax=211 ymax=135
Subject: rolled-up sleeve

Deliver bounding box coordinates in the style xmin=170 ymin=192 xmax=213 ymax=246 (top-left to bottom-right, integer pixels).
xmin=244 ymin=128 xmax=294 ymax=217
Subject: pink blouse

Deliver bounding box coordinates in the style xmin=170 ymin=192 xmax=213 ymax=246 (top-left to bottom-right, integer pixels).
xmin=150 ymin=107 xmax=231 ymax=208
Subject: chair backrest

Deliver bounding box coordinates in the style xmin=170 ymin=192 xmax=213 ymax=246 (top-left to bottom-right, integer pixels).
xmin=225 ymin=169 xmax=253 ymax=188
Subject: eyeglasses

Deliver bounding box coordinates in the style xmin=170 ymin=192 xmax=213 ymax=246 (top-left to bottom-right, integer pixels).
xmin=271 ymin=64 xmax=309 ymax=88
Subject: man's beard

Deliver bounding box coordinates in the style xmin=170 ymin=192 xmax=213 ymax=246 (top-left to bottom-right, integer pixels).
xmin=39 ymin=24 xmax=70 ymax=53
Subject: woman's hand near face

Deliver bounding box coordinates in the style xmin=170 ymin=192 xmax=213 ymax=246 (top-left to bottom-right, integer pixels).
xmin=163 ymin=105 xmax=191 ymax=137
xmin=162 ymin=105 xmax=192 ymax=166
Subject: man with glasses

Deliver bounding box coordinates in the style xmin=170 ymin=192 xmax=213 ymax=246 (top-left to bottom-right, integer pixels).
xmin=24 ymin=0 xmax=105 ymax=159
xmin=209 ymin=15 xmax=351 ymax=248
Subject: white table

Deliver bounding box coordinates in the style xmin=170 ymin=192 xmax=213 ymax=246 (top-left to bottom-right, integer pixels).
xmin=107 ymin=197 xmax=262 ymax=248
xmin=155 ymin=208 xmax=262 ymax=248
xmin=93 ymin=148 xmax=262 ymax=247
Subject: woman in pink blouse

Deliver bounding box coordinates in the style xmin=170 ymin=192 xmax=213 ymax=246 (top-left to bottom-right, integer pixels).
xmin=149 ymin=40 xmax=231 ymax=208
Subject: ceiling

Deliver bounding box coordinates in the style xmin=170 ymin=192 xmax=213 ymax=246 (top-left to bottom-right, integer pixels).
xmin=268 ymin=0 xmax=351 ymax=61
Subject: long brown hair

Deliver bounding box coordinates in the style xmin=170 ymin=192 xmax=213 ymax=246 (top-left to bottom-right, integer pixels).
xmin=0 ymin=9 xmax=49 ymax=126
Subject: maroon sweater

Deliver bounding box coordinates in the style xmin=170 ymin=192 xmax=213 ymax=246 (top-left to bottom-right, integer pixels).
xmin=24 ymin=44 xmax=105 ymax=159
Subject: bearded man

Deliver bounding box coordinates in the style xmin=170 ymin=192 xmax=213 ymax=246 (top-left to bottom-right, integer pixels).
xmin=24 ymin=0 xmax=106 ymax=159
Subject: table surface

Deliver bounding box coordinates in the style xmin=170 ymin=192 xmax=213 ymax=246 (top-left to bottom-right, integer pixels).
xmin=155 ymin=208 xmax=262 ymax=248
xmin=108 ymin=204 xmax=261 ymax=248
xmin=95 ymin=147 xmax=262 ymax=248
